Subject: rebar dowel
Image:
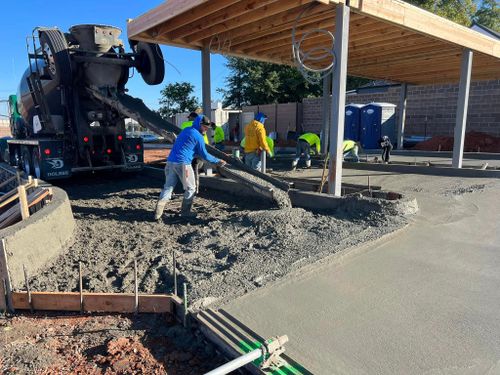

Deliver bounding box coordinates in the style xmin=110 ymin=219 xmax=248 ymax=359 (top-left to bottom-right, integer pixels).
xmin=79 ymin=262 xmax=83 ymax=313
xmin=173 ymin=251 xmax=177 ymax=296
xmin=134 ymin=259 xmax=139 ymax=315
xmin=22 ymin=265 xmax=33 ymax=313
xmin=204 ymin=349 xmax=262 ymax=375
xmin=368 ymin=176 xmax=371 ymax=193
xmin=183 ymin=283 xmax=188 ymax=328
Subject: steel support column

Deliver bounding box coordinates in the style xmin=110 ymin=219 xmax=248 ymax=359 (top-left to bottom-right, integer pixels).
xmin=452 ymin=49 xmax=473 ymax=168
xmin=328 ymin=3 xmax=350 ymax=196
xmin=397 ymin=83 xmax=408 ymax=150
xmin=202 ymin=46 xmax=212 ymax=117
xmin=321 ymin=73 xmax=331 ymax=154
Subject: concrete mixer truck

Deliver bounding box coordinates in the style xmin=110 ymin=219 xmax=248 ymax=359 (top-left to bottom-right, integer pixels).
xmin=6 ymin=24 xmax=166 ymax=180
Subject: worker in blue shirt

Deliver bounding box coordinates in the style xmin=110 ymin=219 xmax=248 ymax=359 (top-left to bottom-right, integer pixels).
xmin=154 ymin=115 xmax=226 ymax=220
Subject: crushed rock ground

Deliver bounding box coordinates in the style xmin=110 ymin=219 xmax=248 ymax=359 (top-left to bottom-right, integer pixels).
xmin=0 ymin=312 xmax=224 ymax=374
xmin=27 ymin=172 xmax=408 ymax=310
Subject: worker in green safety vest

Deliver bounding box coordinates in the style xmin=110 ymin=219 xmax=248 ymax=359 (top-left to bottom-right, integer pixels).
xmin=212 ymin=122 xmax=225 ymax=150
xmin=240 ymin=136 xmax=274 ymax=157
xmin=181 ymin=111 xmax=208 ymax=144
xmin=343 ymin=139 xmax=360 ymax=162
xmin=292 ymin=132 xmax=320 ymax=169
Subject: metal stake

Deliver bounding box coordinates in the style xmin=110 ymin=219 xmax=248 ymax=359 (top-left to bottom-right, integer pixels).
xmin=183 ymin=282 xmax=188 ymax=328
xmin=23 ymin=265 xmax=33 ymax=313
xmin=367 ymin=176 xmax=371 ymax=194
xmin=79 ymin=262 xmax=83 ymax=313
xmin=173 ymin=251 xmax=177 ymax=296
xmin=134 ymin=258 xmax=139 ymax=315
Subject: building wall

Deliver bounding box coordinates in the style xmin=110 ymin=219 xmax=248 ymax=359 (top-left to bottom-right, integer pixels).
xmin=301 ymin=79 xmax=500 ymax=138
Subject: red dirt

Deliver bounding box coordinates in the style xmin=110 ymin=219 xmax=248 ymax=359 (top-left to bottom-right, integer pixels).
xmin=413 ymin=131 xmax=500 ymax=153
xmin=0 ymin=313 xmax=226 ymax=374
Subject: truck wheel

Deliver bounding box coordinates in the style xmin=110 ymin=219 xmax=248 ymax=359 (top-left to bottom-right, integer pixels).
xmin=39 ymin=29 xmax=72 ymax=85
xmin=136 ymin=42 xmax=165 ymax=85
xmin=13 ymin=148 xmax=22 ymax=169
xmin=22 ymin=147 xmax=34 ymax=176
xmin=32 ymin=148 xmax=43 ymax=179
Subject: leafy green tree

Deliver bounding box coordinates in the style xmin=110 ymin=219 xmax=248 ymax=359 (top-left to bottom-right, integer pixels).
xmin=473 ymin=0 xmax=500 ymax=31
xmin=406 ymin=0 xmax=476 ymax=26
xmin=158 ymin=82 xmax=199 ymax=118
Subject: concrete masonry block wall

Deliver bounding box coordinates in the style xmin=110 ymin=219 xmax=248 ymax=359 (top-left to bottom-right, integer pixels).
xmin=1 ymin=187 xmax=75 ymax=288
xmin=301 ymin=79 xmax=500 ymax=137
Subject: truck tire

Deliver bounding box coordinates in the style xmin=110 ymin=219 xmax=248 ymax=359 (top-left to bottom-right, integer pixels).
xmin=32 ymin=148 xmax=43 ymax=180
xmin=22 ymin=147 xmax=34 ymax=176
xmin=136 ymin=42 xmax=165 ymax=85
xmin=13 ymin=148 xmax=22 ymax=169
xmin=39 ymin=29 xmax=72 ymax=85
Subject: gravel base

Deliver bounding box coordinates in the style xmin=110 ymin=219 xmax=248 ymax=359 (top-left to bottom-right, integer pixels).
xmin=28 ymin=173 xmax=408 ymax=310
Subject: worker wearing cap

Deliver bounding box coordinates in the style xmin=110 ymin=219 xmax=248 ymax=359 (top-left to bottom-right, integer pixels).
xmin=243 ymin=112 xmax=271 ymax=170
xmin=343 ymin=139 xmax=360 ymax=162
xmin=212 ymin=122 xmax=225 ymax=150
xmin=181 ymin=111 xmax=209 ymax=144
xmin=240 ymin=136 xmax=274 ymax=157
xmin=155 ymin=115 xmax=226 ymax=220
xmin=292 ymin=132 xmax=320 ymax=169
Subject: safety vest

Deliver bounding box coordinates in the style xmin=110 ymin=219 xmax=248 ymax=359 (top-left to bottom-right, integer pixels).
xmin=298 ymin=133 xmax=321 ymax=154
xmin=343 ymin=140 xmax=356 ymax=152
xmin=214 ymin=126 xmax=225 ymax=144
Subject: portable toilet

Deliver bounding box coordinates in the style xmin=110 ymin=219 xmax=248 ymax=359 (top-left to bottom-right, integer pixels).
xmin=360 ymin=103 xmax=397 ymax=149
xmin=344 ymin=104 xmax=364 ymax=141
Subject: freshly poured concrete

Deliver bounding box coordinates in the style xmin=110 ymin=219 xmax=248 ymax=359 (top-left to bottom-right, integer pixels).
xmin=223 ymin=172 xmax=500 ymax=375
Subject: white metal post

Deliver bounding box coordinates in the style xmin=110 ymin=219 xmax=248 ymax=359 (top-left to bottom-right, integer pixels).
xmin=321 ymin=73 xmax=331 ymax=155
xmin=260 ymin=151 xmax=266 ymax=174
xmin=452 ymin=49 xmax=473 ymax=168
xmin=397 ymin=83 xmax=408 ymax=150
xmin=202 ymin=46 xmax=212 ymax=118
xmin=328 ymin=3 xmax=350 ymax=196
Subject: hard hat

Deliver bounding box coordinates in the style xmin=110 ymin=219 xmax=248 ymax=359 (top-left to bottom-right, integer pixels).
xmin=255 ymin=112 xmax=267 ymax=123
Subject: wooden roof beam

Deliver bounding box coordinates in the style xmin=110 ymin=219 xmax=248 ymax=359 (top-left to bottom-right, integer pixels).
xmin=183 ymin=0 xmax=317 ymax=44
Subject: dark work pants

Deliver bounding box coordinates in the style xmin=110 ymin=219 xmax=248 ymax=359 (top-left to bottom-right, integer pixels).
xmin=381 ymin=145 xmax=393 ymax=162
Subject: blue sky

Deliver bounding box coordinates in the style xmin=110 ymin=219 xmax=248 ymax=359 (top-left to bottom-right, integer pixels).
xmin=0 ymin=0 xmax=229 ymax=111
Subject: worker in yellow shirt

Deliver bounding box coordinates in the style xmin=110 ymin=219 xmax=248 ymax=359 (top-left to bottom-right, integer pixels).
xmin=212 ymin=122 xmax=225 ymax=150
xmin=243 ymin=112 xmax=271 ymax=170
xmin=240 ymin=136 xmax=274 ymax=157
xmin=292 ymin=132 xmax=320 ymax=169
xmin=181 ymin=112 xmax=208 ymax=144
xmin=343 ymin=140 xmax=360 ymax=162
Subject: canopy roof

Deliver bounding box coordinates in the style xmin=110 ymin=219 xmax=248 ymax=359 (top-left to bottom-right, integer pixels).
xmin=128 ymin=0 xmax=500 ymax=84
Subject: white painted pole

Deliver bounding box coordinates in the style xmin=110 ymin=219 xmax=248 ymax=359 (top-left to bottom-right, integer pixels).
xmin=452 ymin=49 xmax=473 ymax=168
xmin=397 ymin=83 xmax=408 ymax=150
xmin=321 ymin=73 xmax=331 ymax=155
xmin=328 ymin=3 xmax=350 ymax=196
xmin=204 ymin=349 xmax=262 ymax=375
xmin=202 ymin=46 xmax=212 ymax=118
xmin=260 ymin=151 xmax=266 ymax=174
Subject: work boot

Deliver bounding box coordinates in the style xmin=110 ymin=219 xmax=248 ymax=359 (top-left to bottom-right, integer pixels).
xmin=291 ymin=160 xmax=298 ymax=169
xmin=180 ymin=200 xmax=197 ymax=218
xmin=154 ymin=200 xmax=167 ymax=221
xmin=305 ymin=160 xmax=311 ymax=168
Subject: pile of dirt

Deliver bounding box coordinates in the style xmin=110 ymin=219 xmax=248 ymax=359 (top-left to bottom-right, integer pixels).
xmin=0 ymin=313 xmax=225 ymax=374
xmin=26 ymin=173 xmax=407 ymax=310
xmin=413 ymin=131 xmax=500 ymax=153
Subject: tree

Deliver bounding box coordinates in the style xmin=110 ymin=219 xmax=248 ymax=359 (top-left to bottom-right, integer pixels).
xmin=158 ymin=82 xmax=199 ymax=118
xmin=473 ymin=0 xmax=500 ymax=31
xmin=405 ymin=0 xmax=476 ymax=26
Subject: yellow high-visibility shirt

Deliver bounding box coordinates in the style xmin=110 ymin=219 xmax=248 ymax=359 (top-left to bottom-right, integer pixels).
xmin=214 ymin=126 xmax=225 ymax=144
xmin=298 ymin=133 xmax=321 ymax=154
xmin=243 ymin=120 xmax=270 ymax=154
xmin=343 ymin=140 xmax=356 ymax=152
xmin=180 ymin=121 xmax=208 ymax=144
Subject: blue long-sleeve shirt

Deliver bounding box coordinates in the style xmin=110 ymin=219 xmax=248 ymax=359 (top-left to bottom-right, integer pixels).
xmin=167 ymin=116 xmax=220 ymax=164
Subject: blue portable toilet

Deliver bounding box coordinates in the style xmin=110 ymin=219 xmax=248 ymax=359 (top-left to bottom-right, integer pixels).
xmin=360 ymin=103 xmax=396 ymax=149
xmin=344 ymin=104 xmax=364 ymax=141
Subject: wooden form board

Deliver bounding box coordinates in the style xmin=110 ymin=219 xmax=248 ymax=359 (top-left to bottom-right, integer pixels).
xmin=127 ymin=0 xmax=500 ymax=84
xmin=12 ymin=292 xmax=178 ymax=314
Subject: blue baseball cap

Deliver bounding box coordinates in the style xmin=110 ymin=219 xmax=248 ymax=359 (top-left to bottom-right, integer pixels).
xmin=255 ymin=112 xmax=268 ymax=123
